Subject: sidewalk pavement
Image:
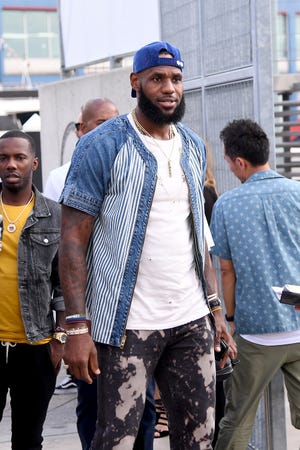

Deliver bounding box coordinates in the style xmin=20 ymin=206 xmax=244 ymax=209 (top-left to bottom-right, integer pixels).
xmin=0 ymin=370 xmax=299 ymax=449
xmin=0 ymin=369 xmax=170 ymax=450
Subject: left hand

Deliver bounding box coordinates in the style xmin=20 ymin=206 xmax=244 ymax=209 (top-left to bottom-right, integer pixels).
xmin=213 ymin=310 xmax=237 ymax=366
xmin=49 ymin=339 xmax=64 ymax=375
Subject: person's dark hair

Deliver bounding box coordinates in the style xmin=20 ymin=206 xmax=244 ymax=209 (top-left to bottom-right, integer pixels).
xmin=220 ymin=119 xmax=269 ymax=166
xmin=0 ymin=129 xmax=36 ymax=156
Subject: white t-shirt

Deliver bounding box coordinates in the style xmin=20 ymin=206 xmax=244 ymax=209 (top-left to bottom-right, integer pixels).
xmin=43 ymin=161 xmax=71 ymax=201
xmin=126 ymin=114 xmax=209 ymax=330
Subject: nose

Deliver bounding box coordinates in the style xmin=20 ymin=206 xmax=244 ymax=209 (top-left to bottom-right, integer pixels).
xmin=6 ymin=157 xmax=18 ymax=169
xmin=161 ymin=78 xmax=175 ymax=93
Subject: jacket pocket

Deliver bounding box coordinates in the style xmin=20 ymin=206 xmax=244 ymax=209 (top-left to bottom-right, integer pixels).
xmin=29 ymin=231 xmax=60 ymax=272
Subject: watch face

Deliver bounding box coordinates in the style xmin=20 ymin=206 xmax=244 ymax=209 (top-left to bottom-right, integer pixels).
xmin=60 ymin=333 xmax=67 ymax=344
xmin=54 ymin=332 xmax=67 ymax=343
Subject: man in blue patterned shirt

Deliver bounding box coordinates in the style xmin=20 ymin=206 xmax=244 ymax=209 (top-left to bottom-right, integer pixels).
xmin=211 ymin=118 xmax=300 ymax=450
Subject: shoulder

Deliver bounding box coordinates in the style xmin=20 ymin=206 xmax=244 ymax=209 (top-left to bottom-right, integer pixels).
xmin=73 ymin=115 xmax=132 ymax=161
xmin=34 ymin=186 xmax=61 ymax=214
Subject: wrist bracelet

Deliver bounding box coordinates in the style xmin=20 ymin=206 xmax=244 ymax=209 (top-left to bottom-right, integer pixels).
xmin=207 ymin=293 xmax=219 ymax=302
xmin=66 ymin=314 xmax=87 ymax=322
xmin=209 ymin=298 xmax=222 ymax=309
xmin=211 ymin=306 xmax=223 ymax=313
xmin=207 ymin=294 xmax=222 ymax=310
xmin=66 ymin=327 xmax=89 ymax=336
xmin=55 ymin=326 xmax=67 ymax=333
xmin=225 ymin=314 xmax=235 ymax=322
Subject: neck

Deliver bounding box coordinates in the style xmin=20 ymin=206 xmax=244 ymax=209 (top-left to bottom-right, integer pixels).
xmin=1 ymin=187 xmax=33 ymax=206
xmin=246 ymin=163 xmax=270 ymax=180
xmin=133 ymin=108 xmax=173 ymax=140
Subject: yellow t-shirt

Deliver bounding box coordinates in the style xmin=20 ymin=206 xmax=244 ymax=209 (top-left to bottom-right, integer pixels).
xmin=0 ymin=195 xmax=50 ymax=344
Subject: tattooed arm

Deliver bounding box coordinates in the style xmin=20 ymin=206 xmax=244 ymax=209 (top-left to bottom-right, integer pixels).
xmin=59 ymin=205 xmax=100 ymax=383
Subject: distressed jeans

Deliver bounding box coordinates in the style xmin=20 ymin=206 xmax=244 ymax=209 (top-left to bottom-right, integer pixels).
xmin=91 ymin=316 xmax=215 ymax=450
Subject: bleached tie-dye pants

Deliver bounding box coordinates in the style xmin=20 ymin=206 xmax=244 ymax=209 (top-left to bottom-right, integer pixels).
xmin=91 ymin=315 xmax=216 ymax=450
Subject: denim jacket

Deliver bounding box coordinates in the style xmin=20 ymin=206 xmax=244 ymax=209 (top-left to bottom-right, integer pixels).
xmin=3 ymin=185 xmax=63 ymax=343
xmin=61 ymin=115 xmax=208 ymax=346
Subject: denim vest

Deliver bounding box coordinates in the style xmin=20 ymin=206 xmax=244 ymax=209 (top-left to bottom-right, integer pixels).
xmin=61 ymin=115 xmax=208 ymax=346
xmin=12 ymin=185 xmax=63 ymax=343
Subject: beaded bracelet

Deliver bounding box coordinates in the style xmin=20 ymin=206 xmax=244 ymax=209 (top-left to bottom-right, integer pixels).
xmin=66 ymin=327 xmax=89 ymax=336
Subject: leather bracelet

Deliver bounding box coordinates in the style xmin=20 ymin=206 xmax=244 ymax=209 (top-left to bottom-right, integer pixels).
xmin=225 ymin=314 xmax=235 ymax=322
xmin=66 ymin=327 xmax=89 ymax=336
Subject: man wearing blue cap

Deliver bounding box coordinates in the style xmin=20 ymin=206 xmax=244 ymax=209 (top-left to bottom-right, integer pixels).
xmin=59 ymin=41 xmax=236 ymax=449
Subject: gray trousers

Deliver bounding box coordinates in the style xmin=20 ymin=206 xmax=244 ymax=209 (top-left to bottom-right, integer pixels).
xmin=91 ymin=316 xmax=215 ymax=450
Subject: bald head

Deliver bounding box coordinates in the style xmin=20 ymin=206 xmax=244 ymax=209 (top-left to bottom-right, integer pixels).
xmin=81 ymin=98 xmax=119 ymax=134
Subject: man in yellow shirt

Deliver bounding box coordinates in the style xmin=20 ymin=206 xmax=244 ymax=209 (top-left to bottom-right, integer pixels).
xmin=0 ymin=130 xmax=64 ymax=450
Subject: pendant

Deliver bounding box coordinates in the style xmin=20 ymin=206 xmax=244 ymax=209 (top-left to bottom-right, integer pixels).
xmin=7 ymin=223 xmax=16 ymax=233
xmin=168 ymin=160 xmax=172 ymax=177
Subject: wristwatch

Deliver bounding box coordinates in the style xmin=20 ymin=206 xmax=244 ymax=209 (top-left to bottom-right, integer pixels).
xmin=53 ymin=331 xmax=68 ymax=344
xmin=225 ymin=314 xmax=235 ymax=322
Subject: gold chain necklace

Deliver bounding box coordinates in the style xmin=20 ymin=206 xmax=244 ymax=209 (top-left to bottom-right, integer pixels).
xmin=0 ymin=191 xmax=34 ymax=233
xmin=132 ymin=109 xmax=176 ymax=177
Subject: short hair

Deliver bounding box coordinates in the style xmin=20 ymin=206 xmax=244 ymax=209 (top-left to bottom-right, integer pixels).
xmin=220 ymin=119 xmax=269 ymax=166
xmin=0 ymin=129 xmax=36 ymax=156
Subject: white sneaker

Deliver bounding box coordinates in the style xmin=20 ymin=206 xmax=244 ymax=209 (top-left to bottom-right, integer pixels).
xmin=54 ymin=374 xmax=77 ymax=394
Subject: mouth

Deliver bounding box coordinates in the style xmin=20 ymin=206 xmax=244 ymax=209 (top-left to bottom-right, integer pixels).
xmin=4 ymin=173 xmax=20 ymax=182
xmin=158 ymin=98 xmax=177 ymax=109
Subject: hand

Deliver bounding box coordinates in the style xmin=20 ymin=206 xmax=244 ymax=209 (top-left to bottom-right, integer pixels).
xmin=63 ymin=333 xmax=100 ymax=384
xmin=213 ymin=310 xmax=237 ymax=365
xmin=49 ymin=339 xmax=64 ymax=375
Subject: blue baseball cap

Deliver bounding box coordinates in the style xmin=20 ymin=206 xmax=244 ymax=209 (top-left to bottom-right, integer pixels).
xmin=131 ymin=41 xmax=184 ymax=97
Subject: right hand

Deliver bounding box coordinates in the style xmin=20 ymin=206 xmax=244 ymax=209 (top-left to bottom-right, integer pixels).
xmin=63 ymin=333 xmax=100 ymax=383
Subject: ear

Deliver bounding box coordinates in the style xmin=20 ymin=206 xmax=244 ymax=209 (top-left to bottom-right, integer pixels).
xmin=80 ymin=122 xmax=87 ymax=135
xmin=235 ymin=157 xmax=247 ymax=169
xmin=130 ymin=72 xmax=140 ymax=95
xmin=32 ymin=157 xmax=39 ymax=172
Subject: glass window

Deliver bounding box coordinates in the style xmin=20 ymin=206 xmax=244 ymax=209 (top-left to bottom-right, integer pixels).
xmin=4 ymin=38 xmax=25 ymax=59
xmin=28 ymin=37 xmax=49 ymax=58
xmin=2 ymin=10 xmax=60 ymax=60
xmin=27 ymin=11 xmax=48 ymax=33
xmin=3 ymin=11 xmax=23 ymax=33
xmin=296 ymin=14 xmax=300 ymax=59
xmin=50 ymin=36 xmax=60 ymax=58
xmin=276 ymin=12 xmax=288 ymax=59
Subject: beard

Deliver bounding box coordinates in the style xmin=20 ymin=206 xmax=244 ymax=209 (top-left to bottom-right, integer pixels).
xmin=138 ymin=87 xmax=185 ymax=125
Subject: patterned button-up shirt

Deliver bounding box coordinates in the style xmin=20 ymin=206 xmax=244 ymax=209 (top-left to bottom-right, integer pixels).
xmin=210 ymin=170 xmax=300 ymax=334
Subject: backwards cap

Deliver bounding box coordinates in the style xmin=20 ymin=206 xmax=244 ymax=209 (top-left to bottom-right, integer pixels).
xmin=131 ymin=41 xmax=184 ymax=97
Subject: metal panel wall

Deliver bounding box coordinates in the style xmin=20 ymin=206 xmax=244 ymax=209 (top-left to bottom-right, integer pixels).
xmin=160 ymin=1 xmax=285 ymax=449
xmin=160 ymin=0 xmax=275 ymax=194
